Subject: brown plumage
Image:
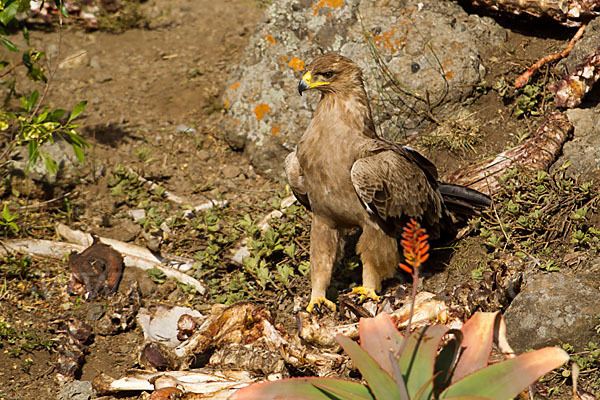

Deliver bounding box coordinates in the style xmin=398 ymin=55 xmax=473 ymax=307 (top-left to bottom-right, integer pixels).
xmin=286 ymin=53 xmax=490 ymax=312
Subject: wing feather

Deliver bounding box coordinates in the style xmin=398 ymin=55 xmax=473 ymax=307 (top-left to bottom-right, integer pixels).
xmin=351 ymin=149 xmax=443 ymax=231
xmin=284 ymin=151 xmax=311 ymax=210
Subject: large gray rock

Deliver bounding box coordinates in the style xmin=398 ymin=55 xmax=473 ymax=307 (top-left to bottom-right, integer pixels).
xmin=556 ymin=17 xmax=600 ymax=74
xmin=221 ymin=0 xmax=506 ymax=176
xmin=551 ymin=108 xmax=600 ymax=179
xmin=504 ymin=270 xmax=600 ymax=352
xmin=8 ymin=139 xmax=80 ymax=185
xmin=57 ymin=380 xmax=95 ymax=400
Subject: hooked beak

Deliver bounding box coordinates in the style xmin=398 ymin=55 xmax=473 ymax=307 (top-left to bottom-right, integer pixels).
xmin=298 ymin=71 xmax=330 ymax=96
xmin=298 ymin=71 xmax=311 ymax=96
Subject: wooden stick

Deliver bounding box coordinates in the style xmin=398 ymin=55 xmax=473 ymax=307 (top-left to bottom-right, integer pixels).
xmin=515 ymin=22 xmax=588 ymax=88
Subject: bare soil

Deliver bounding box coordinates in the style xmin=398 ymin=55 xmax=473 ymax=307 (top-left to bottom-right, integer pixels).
xmin=0 ymin=1 xmax=595 ymax=399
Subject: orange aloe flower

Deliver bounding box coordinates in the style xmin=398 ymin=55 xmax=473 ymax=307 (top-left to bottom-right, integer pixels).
xmin=398 ymin=218 xmax=429 ymax=274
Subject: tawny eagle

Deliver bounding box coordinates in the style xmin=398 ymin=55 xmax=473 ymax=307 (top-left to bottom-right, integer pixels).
xmin=285 ymin=53 xmax=491 ymax=312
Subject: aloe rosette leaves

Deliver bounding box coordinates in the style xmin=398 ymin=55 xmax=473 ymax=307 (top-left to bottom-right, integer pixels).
xmin=230 ymin=311 xmax=569 ymax=400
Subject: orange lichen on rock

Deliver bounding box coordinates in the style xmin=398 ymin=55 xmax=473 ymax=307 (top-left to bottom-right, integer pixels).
xmin=372 ymin=27 xmax=407 ymax=51
xmin=313 ymin=0 xmax=343 ymax=16
xmin=254 ymin=104 xmax=271 ymax=121
xmin=271 ymin=124 xmax=281 ymax=136
xmin=441 ymin=58 xmax=455 ymax=80
xmin=265 ymin=33 xmax=276 ymax=45
xmin=229 ymin=82 xmax=240 ymax=90
xmin=288 ymin=57 xmax=305 ymax=72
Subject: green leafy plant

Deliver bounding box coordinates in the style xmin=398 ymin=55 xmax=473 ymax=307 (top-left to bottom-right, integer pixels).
xmin=514 ymin=84 xmax=545 ymax=117
xmin=232 ymin=312 xmax=569 ymax=400
xmin=0 ymin=203 xmax=18 ymax=232
xmin=538 ymin=260 xmax=560 ymax=273
xmin=0 ymin=0 xmax=89 ymax=175
xmin=146 ymin=266 xmax=167 ymax=284
xmin=0 ymin=253 xmax=32 ymax=279
xmin=479 ymin=165 xmax=599 ymax=266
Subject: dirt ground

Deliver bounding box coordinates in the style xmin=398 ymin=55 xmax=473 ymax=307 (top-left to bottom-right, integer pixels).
xmin=0 ymin=1 xmax=597 ymax=399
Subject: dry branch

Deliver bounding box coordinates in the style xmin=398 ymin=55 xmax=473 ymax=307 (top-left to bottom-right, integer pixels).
xmin=515 ymin=22 xmax=588 ymax=88
xmin=0 ymin=238 xmax=86 ymax=259
xmin=125 ymin=166 xmax=190 ymax=204
xmin=93 ymin=369 xmax=256 ymax=399
xmin=445 ymin=112 xmax=574 ymax=195
xmin=1 ymin=225 xmax=207 ymax=294
xmin=465 ymin=0 xmax=600 ymax=26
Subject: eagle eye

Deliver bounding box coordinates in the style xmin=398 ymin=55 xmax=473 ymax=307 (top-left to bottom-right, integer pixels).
xmin=321 ymin=71 xmax=334 ymax=79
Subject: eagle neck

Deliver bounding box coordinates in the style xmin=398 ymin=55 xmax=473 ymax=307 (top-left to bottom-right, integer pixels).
xmin=314 ymin=90 xmax=377 ymax=139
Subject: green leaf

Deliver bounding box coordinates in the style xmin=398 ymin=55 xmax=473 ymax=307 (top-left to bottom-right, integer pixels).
xmin=48 ymin=109 xmax=67 ymax=120
xmin=40 ymin=151 xmax=58 ymax=176
xmin=68 ymin=131 xmax=89 ymax=148
xmin=398 ymin=325 xmax=449 ymax=400
xmin=72 ymin=143 xmax=85 ymax=163
xmin=7 ymin=221 xmax=18 ymax=232
xmin=314 ymin=382 xmax=374 ymax=400
xmin=440 ymin=347 xmax=569 ymax=399
xmin=36 ymin=110 xmax=49 ymax=124
xmin=336 ymin=334 xmax=401 ymax=400
xmin=28 ymin=66 xmax=46 ymax=82
xmin=434 ymin=332 xmax=463 ymax=394
xmin=229 ymin=377 xmax=374 ymax=400
xmin=68 ymin=101 xmax=87 ymax=122
xmin=1 ymin=204 xmax=14 ymax=222
xmin=284 ymin=243 xmax=296 ymax=258
xmin=441 ymin=397 xmax=491 ymax=400
xmin=23 ymin=90 xmax=39 ymax=112
xmin=22 ymin=25 xmax=29 ymax=44
xmin=26 ymin=140 xmax=39 ymax=171
xmin=1 ymin=37 xmax=18 ymax=52
xmin=59 ymin=3 xmax=69 ymax=17
xmin=0 ymin=2 xmax=19 ymax=26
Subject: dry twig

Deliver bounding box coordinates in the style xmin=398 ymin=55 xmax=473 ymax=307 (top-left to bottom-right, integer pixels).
xmin=515 ymin=22 xmax=588 ymax=88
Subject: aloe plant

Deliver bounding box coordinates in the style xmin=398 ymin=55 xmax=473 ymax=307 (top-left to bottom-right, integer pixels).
xmin=230 ymin=311 xmax=569 ymax=400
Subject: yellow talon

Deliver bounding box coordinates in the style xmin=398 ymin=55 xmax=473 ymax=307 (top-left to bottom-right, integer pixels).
xmin=350 ymin=286 xmax=380 ymax=302
xmin=306 ymin=297 xmax=337 ymax=313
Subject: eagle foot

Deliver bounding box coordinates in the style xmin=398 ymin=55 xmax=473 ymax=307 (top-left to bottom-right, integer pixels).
xmin=306 ymin=297 xmax=337 ymax=313
xmin=350 ymin=286 xmax=380 ymax=303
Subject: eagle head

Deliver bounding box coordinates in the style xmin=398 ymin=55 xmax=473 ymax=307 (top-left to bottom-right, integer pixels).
xmin=298 ymin=53 xmax=363 ymax=96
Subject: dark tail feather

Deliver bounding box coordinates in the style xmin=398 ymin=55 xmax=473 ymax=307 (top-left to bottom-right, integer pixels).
xmin=438 ymin=183 xmax=491 ymax=216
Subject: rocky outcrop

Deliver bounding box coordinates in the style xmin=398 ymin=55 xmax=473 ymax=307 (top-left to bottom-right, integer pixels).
xmin=504 ymin=261 xmax=600 ymax=352
xmin=551 ymin=109 xmax=600 ymax=179
xmin=221 ymin=0 xmax=506 ymax=176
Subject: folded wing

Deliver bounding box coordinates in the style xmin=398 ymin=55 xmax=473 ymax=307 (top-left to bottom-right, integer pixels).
xmin=284 ymin=151 xmax=311 ymax=210
xmin=350 ymin=147 xmax=445 ymax=236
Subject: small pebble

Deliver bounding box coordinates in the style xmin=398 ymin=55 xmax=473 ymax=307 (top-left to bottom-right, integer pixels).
xmin=222 ymin=165 xmax=241 ymax=179
xmin=197 ymin=149 xmax=211 ymax=161
xmin=129 ymin=209 xmax=146 ymax=221
xmin=89 ymin=57 xmax=102 ymax=70
xmin=175 ymin=124 xmax=197 ymax=134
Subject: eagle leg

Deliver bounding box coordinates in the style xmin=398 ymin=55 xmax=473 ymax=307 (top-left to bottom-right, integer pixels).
xmin=356 ymin=224 xmax=399 ymax=296
xmin=307 ymin=215 xmax=340 ymax=312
